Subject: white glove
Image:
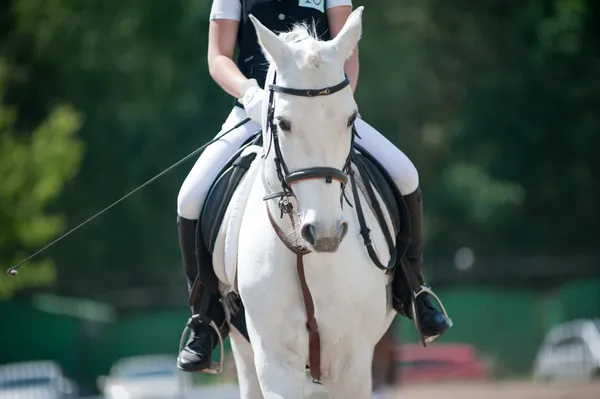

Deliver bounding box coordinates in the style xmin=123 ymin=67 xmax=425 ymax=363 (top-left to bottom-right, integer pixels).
xmin=240 ymin=79 xmax=265 ymax=125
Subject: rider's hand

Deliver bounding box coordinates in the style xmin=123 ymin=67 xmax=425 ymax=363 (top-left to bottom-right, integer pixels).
xmin=240 ymin=79 xmax=265 ymax=125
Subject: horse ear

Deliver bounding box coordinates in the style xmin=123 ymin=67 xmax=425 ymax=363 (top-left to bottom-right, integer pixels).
xmin=329 ymin=6 xmax=364 ymax=62
xmin=249 ymin=14 xmax=290 ymax=68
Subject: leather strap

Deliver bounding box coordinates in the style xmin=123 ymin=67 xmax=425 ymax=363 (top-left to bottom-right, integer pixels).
xmin=296 ymin=253 xmax=321 ymax=382
xmin=266 ymin=204 xmax=321 ymax=382
xmin=348 ymin=157 xmax=398 ymax=271
xmin=266 ymin=204 xmax=309 ymax=255
xmin=269 ymin=76 xmax=350 ymax=98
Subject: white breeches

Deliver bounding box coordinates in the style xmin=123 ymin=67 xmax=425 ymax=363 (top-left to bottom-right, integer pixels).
xmin=177 ymin=106 xmax=419 ymax=220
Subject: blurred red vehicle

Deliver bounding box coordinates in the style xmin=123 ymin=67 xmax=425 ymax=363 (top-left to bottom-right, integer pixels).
xmin=396 ymin=343 xmax=490 ymax=383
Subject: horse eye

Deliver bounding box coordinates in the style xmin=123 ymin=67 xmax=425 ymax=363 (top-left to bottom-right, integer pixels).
xmin=347 ymin=111 xmax=358 ymax=127
xmin=278 ymin=118 xmax=292 ymax=132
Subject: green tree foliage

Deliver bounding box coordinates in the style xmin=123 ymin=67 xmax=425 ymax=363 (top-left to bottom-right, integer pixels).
xmin=0 ymin=61 xmax=83 ymax=298
xmin=359 ymin=0 xmax=600 ymax=257
xmin=0 ymin=0 xmax=598 ymax=298
xmin=4 ymin=0 xmax=229 ymax=297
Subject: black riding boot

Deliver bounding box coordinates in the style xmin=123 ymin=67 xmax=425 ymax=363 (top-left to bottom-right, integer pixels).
xmin=176 ymin=216 xmax=224 ymax=372
xmin=392 ymin=187 xmax=451 ymax=339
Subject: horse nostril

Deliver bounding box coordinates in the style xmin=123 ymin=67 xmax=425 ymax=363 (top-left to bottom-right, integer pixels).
xmin=339 ymin=221 xmax=349 ymax=240
xmin=300 ymin=224 xmax=316 ymax=246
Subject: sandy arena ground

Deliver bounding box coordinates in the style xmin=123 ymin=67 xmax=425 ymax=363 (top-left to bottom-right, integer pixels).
xmin=387 ymin=380 xmax=600 ymax=399
xmin=191 ymin=380 xmax=600 ymax=398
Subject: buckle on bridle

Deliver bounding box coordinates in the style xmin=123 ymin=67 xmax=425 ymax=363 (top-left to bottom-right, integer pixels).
xmin=278 ymin=197 xmax=294 ymax=218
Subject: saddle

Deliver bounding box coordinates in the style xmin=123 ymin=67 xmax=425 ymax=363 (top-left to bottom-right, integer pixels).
xmin=195 ymin=132 xmax=406 ymax=341
xmin=200 ymin=135 xmax=401 ymax=256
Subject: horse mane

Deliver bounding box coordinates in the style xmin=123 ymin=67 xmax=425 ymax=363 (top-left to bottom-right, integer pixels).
xmin=279 ymin=21 xmax=321 ymax=41
xmin=278 ymin=22 xmax=328 ymax=70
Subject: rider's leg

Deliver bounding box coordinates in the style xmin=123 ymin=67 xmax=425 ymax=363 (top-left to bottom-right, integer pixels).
xmin=176 ymin=106 xmax=261 ymax=372
xmin=353 ymin=117 xmax=451 ymax=338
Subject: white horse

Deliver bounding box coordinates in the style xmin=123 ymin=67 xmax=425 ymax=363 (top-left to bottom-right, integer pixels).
xmin=211 ymin=6 xmax=397 ymax=398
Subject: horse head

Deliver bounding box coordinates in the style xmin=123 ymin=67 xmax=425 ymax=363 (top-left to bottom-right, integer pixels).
xmin=250 ymin=6 xmax=364 ymax=253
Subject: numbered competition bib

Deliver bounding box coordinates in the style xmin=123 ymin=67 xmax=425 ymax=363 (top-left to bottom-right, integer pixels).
xmin=299 ymin=0 xmax=325 ymax=14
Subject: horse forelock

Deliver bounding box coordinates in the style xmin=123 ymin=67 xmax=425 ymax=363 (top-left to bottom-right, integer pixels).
xmin=278 ymin=22 xmax=329 ymax=70
xmin=278 ymin=21 xmax=320 ymax=44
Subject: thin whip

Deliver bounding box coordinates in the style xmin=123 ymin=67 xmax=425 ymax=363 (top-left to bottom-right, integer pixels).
xmin=6 ymin=118 xmax=252 ymax=275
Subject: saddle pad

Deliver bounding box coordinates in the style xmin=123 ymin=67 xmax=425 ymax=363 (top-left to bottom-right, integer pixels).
xmin=201 ymin=139 xmax=403 ymax=290
xmin=211 ymin=145 xmax=262 ymax=288
xmin=200 ymin=134 xmax=261 ymax=253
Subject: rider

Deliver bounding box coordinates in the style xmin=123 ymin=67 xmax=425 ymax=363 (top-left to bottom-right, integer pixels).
xmin=176 ymin=0 xmax=452 ymax=372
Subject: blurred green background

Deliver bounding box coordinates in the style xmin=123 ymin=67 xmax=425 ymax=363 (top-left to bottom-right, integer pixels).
xmin=1 ymin=0 xmax=599 ymax=396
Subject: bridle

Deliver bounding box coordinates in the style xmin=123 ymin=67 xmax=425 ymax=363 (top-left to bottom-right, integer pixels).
xmin=261 ymin=71 xmax=355 ymax=223
xmin=256 ymin=67 xmax=411 ymax=385
xmin=259 ymin=70 xmax=357 ymax=384
xmin=259 ymin=73 xmax=399 ymax=273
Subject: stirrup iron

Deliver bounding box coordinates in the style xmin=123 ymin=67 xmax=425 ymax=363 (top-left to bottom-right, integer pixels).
xmin=411 ymin=285 xmax=453 ymax=346
xmin=178 ymin=317 xmax=225 ymax=375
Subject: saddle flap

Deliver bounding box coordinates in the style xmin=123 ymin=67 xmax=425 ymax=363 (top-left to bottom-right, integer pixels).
xmin=351 ymin=143 xmax=402 ymax=236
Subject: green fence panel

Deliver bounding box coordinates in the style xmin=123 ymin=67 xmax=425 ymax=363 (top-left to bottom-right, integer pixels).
xmin=560 ymin=279 xmax=600 ymax=321
xmin=395 ymin=280 xmax=600 ymax=377
xmin=0 ymin=301 xmax=80 ymax=380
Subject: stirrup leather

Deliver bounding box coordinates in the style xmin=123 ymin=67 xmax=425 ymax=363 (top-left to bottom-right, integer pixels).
xmin=411 ymin=285 xmax=453 ymax=346
xmin=178 ymin=315 xmax=225 ymax=375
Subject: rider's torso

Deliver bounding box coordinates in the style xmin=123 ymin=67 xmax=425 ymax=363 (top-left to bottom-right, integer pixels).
xmin=237 ymin=0 xmax=331 ymax=89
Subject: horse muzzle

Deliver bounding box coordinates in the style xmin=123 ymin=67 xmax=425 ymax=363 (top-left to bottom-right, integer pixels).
xmin=300 ymin=220 xmax=348 ymax=253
